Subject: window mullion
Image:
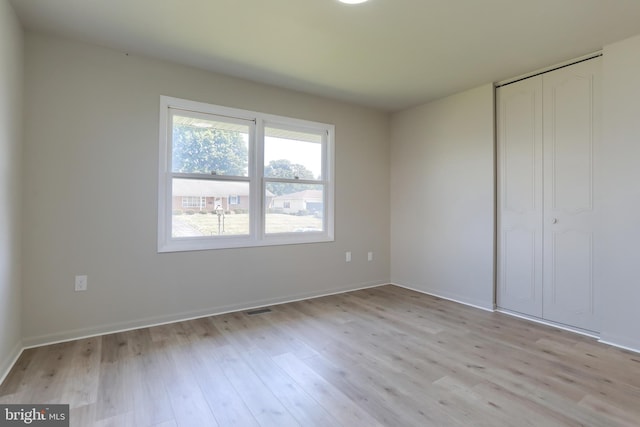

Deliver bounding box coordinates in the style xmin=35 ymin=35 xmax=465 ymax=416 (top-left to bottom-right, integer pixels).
xmin=264 ymin=178 xmax=324 ymax=186
xmin=252 ymin=119 xmax=264 ymax=241
xmin=324 ymin=129 xmax=334 ymax=240
xmin=172 ymin=172 xmax=251 ymax=182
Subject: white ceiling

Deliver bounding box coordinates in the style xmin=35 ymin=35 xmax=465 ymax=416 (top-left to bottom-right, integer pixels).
xmin=10 ymin=0 xmax=640 ymax=111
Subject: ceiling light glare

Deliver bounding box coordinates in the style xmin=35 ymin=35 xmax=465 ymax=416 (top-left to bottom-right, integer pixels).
xmin=338 ymin=0 xmax=369 ymax=4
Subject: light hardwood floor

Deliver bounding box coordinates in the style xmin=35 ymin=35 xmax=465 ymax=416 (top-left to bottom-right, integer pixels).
xmin=1 ymin=285 xmax=639 ymax=426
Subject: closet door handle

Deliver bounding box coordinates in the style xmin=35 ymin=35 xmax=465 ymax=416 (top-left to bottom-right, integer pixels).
xmin=551 ymin=218 xmax=558 ymax=224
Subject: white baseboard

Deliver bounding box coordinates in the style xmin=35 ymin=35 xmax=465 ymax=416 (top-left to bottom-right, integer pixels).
xmin=390 ymin=282 xmax=495 ymax=312
xmin=495 ymin=313 xmax=640 ymax=355
xmin=21 ymin=280 xmax=387 ymax=349
xmin=598 ymin=336 xmax=640 ymax=355
xmin=0 ymin=340 xmax=23 ymax=387
xmin=495 ymin=308 xmax=600 ymax=339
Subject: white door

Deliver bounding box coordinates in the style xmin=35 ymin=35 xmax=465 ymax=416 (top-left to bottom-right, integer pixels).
xmin=496 ymin=76 xmax=544 ymax=317
xmin=542 ymin=58 xmax=601 ymax=332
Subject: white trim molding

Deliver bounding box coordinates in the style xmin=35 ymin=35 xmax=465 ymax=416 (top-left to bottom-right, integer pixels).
xmin=391 ymin=282 xmax=495 ymax=312
xmin=0 ymin=340 xmax=23 ymax=388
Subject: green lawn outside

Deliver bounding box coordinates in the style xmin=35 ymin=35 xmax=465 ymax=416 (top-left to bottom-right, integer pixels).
xmin=173 ymin=213 xmax=322 ymax=236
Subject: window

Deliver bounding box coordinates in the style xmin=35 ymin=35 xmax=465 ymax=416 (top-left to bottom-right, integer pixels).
xmin=181 ymin=196 xmax=206 ymax=209
xmin=158 ymin=96 xmax=334 ymax=252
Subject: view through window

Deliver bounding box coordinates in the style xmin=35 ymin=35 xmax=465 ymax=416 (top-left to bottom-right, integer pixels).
xmin=158 ymin=96 xmax=334 ymax=251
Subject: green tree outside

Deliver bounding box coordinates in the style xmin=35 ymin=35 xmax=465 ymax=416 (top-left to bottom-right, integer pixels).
xmin=172 ymin=124 xmax=248 ymax=176
xmin=264 ymin=159 xmax=318 ymax=195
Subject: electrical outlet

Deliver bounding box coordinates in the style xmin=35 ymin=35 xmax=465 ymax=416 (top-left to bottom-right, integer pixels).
xmin=345 ymin=251 xmax=352 ymax=262
xmin=75 ymin=275 xmax=87 ymax=291
xmin=368 ymin=251 xmax=374 ymax=261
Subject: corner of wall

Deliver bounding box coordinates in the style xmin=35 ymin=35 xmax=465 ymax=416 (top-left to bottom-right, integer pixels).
xmin=389 ymin=84 xmax=496 ymax=310
xmin=0 ymin=0 xmax=25 ymax=387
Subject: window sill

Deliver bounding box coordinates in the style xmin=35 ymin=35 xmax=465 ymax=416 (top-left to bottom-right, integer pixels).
xmin=157 ymin=234 xmax=334 ymax=253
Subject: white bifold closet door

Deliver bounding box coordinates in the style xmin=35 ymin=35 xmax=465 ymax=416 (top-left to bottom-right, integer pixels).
xmin=497 ymin=57 xmax=601 ymax=333
xmin=496 ymin=75 xmax=544 ymax=318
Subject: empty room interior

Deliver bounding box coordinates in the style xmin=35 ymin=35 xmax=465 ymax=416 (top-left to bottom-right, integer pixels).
xmin=1 ymin=0 xmax=640 ymax=426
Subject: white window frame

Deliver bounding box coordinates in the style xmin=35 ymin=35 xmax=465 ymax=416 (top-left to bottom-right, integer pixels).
xmin=158 ymin=96 xmax=335 ymax=252
xmin=181 ymin=196 xmax=206 ymax=210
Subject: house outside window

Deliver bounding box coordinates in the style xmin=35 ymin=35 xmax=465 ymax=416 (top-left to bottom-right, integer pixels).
xmin=158 ymin=96 xmax=334 ymax=252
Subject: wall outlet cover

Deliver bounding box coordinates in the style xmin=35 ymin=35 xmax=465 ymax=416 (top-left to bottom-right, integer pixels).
xmin=75 ymin=275 xmax=88 ymax=291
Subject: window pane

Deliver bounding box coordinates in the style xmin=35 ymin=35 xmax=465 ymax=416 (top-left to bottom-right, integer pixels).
xmin=266 ymin=183 xmax=324 ymax=234
xmin=264 ymin=127 xmax=322 ymax=180
xmin=172 ymin=113 xmax=249 ymax=176
xmin=172 ymin=178 xmax=249 ymax=237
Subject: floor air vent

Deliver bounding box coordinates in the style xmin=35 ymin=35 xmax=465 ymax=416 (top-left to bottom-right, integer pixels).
xmin=246 ymin=308 xmax=272 ymax=315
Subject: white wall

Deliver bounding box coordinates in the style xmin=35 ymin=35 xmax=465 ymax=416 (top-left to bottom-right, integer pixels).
xmin=598 ymin=34 xmax=640 ymax=351
xmin=0 ymin=0 xmax=23 ymax=378
xmin=21 ymin=34 xmax=390 ymax=345
xmin=389 ymin=85 xmax=495 ymax=310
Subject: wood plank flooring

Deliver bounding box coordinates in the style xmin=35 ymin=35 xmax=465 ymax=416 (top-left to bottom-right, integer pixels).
xmin=1 ymin=285 xmax=639 ymax=426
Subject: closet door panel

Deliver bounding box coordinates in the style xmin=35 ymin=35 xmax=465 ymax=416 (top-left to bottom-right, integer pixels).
xmin=496 ymin=77 xmax=543 ymax=317
xmin=550 ymin=230 xmax=593 ymax=311
xmin=548 ymin=72 xmax=593 ymax=213
xmin=502 ymin=229 xmax=538 ymax=303
xmin=542 ymin=58 xmax=601 ymax=332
